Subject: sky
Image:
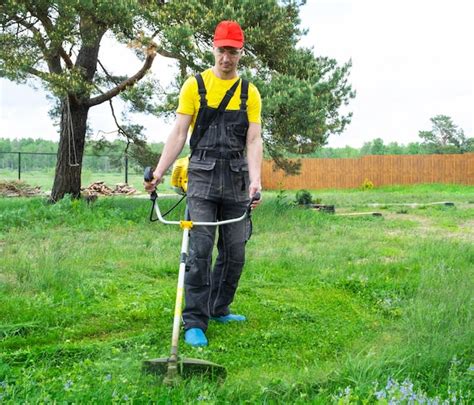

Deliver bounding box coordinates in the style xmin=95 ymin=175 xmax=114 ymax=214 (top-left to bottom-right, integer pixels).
xmin=0 ymin=0 xmax=473 ymax=148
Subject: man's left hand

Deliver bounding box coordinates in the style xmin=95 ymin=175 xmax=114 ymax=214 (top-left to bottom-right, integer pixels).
xmin=249 ymin=182 xmax=262 ymax=209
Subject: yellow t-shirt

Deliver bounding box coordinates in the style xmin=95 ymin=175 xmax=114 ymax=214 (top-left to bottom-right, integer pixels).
xmin=176 ymin=68 xmax=261 ymax=130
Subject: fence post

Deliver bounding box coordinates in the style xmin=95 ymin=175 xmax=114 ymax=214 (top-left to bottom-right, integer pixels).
xmin=18 ymin=152 xmax=21 ymax=180
xmin=124 ymin=153 xmax=128 ymax=184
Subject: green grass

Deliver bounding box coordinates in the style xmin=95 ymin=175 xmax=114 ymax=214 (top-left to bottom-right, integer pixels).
xmin=0 ymin=184 xmax=473 ymax=403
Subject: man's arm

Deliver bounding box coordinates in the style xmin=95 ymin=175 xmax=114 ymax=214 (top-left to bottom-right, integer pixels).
xmin=144 ymin=113 xmax=193 ymax=191
xmin=246 ymin=122 xmax=263 ymax=206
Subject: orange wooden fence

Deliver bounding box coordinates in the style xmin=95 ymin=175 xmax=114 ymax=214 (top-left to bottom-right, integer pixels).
xmin=261 ymin=153 xmax=474 ymax=190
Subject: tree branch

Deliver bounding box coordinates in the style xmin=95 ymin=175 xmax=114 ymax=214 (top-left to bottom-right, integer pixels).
xmin=86 ymin=45 xmax=157 ymax=107
xmin=11 ymin=15 xmax=48 ymax=54
xmin=25 ymin=6 xmax=73 ymax=69
xmin=97 ymin=58 xmax=120 ymax=85
xmin=29 ymin=6 xmax=54 ymax=34
xmin=27 ymin=66 xmax=49 ymax=80
xmin=156 ymin=47 xmax=178 ymax=59
xmin=36 ymin=9 xmax=74 ymax=69
xmin=58 ymin=47 xmax=74 ymax=69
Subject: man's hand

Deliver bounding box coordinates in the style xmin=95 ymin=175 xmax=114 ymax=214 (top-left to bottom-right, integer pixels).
xmin=249 ymin=181 xmax=262 ymax=209
xmin=143 ymin=170 xmax=162 ymax=194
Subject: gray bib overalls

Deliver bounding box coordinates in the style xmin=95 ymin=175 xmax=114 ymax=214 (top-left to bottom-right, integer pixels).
xmin=183 ymin=73 xmax=251 ymax=331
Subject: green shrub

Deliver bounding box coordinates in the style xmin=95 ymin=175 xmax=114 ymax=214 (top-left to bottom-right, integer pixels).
xmin=295 ymin=189 xmax=313 ymax=205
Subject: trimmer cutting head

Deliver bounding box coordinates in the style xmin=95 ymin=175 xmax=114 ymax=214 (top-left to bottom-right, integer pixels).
xmin=143 ymin=357 xmax=226 ymax=383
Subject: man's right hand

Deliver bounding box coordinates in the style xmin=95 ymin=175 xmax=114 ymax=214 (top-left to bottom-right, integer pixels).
xmin=143 ymin=170 xmax=162 ymax=193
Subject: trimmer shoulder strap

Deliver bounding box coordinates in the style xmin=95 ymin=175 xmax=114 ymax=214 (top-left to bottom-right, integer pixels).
xmin=217 ymin=78 xmax=241 ymax=113
xmin=195 ymin=73 xmax=207 ymax=107
xmin=239 ymin=79 xmax=249 ymax=110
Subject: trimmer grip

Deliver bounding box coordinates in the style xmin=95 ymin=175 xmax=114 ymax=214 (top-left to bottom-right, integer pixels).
xmin=246 ymin=192 xmax=261 ymax=215
xmin=251 ymin=192 xmax=261 ymax=203
xmin=144 ymin=166 xmax=154 ymax=182
xmin=144 ymin=166 xmax=157 ymax=201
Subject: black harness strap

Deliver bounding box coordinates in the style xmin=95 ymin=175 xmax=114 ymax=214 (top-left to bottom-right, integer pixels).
xmin=240 ymin=79 xmax=249 ymax=110
xmin=217 ymin=78 xmax=241 ymax=113
xmin=195 ymin=73 xmax=207 ymax=107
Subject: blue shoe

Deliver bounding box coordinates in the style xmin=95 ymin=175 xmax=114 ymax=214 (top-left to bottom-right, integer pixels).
xmin=211 ymin=314 xmax=246 ymax=323
xmin=184 ymin=328 xmax=208 ymax=347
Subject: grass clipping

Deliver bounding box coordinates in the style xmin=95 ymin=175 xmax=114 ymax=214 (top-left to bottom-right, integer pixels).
xmin=0 ymin=180 xmax=42 ymax=197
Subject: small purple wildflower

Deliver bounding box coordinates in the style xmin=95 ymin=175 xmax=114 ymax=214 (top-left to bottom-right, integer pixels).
xmin=64 ymin=380 xmax=73 ymax=390
xmin=375 ymin=390 xmax=386 ymax=400
xmin=386 ymin=377 xmax=395 ymax=390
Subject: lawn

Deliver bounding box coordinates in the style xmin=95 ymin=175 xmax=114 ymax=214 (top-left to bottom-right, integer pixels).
xmin=0 ymin=184 xmax=473 ymax=403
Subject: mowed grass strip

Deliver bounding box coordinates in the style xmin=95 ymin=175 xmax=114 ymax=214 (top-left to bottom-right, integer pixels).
xmin=0 ymin=184 xmax=473 ymax=402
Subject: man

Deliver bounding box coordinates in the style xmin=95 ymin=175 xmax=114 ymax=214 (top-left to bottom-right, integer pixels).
xmin=145 ymin=20 xmax=263 ymax=347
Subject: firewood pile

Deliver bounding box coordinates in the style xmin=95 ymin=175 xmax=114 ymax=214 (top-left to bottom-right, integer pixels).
xmin=0 ymin=181 xmax=42 ymax=197
xmin=81 ymin=181 xmax=137 ymax=197
xmin=113 ymin=183 xmax=137 ymax=195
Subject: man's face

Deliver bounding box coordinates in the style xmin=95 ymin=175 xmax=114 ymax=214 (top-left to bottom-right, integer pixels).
xmin=213 ymin=46 xmax=243 ymax=74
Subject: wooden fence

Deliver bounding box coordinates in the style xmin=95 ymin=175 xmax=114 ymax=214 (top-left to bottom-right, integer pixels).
xmin=262 ymin=153 xmax=474 ymax=190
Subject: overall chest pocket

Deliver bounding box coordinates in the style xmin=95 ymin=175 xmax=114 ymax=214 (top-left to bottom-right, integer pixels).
xmin=226 ymin=123 xmax=248 ymax=151
xmin=194 ymin=123 xmax=218 ymax=149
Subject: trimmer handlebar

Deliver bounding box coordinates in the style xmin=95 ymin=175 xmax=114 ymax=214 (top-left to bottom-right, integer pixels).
xmin=144 ymin=166 xmax=260 ymax=226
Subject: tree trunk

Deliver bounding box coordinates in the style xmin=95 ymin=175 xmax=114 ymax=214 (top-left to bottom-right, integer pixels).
xmin=50 ymin=97 xmax=89 ymax=202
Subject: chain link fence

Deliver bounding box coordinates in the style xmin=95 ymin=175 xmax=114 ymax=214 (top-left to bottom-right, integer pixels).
xmin=0 ymin=151 xmax=145 ymax=191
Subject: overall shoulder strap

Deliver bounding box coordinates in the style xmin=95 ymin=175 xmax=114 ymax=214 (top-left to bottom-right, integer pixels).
xmin=195 ymin=73 xmax=207 ymax=107
xmin=217 ymin=78 xmax=241 ymax=113
xmin=239 ymin=79 xmax=249 ymax=110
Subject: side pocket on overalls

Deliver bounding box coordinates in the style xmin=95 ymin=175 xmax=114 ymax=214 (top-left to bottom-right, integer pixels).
xmin=229 ymin=159 xmax=249 ymax=202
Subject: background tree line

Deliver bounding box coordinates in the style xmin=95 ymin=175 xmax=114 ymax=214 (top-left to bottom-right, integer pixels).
xmin=2 ymin=112 xmax=472 ymax=173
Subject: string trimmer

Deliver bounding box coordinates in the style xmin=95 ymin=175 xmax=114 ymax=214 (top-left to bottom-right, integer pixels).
xmin=142 ymin=165 xmax=260 ymax=384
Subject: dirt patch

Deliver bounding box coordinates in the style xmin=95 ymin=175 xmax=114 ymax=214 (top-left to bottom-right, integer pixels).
xmin=0 ymin=181 xmax=43 ymax=197
xmin=394 ymin=213 xmax=434 ymax=232
xmin=0 ymin=271 xmax=17 ymax=288
xmin=460 ymin=219 xmax=474 ymax=230
xmin=384 ymin=212 xmax=474 ymax=242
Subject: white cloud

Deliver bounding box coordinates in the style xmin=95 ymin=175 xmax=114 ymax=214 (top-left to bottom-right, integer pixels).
xmin=0 ymin=80 xmax=57 ymax=140
xmin=299 ymin=0 xmax=474 ymax=147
